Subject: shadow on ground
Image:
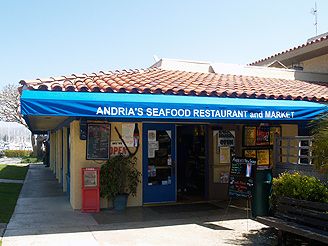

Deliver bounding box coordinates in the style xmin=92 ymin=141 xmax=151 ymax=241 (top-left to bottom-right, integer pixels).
xmin=4 ymin=164 xmax=258 ymax=237
xmin=225 ymin=227 xmax=278 ymax=246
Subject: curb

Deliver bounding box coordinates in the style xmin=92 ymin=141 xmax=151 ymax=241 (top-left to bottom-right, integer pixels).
xmin=0 ymin=223 xmax=7 ymax=241
xmin=0 ymin=179 xmax=24 ymax=184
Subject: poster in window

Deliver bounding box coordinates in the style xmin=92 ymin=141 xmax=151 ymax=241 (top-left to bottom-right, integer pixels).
xmin=87 ymin=123 xmax=110 ymax=160
xmin=218 ymin=130 xmax=235 ymax=147
xmin=219 ymin=172 xmax=230 ymax=183
xmin=244 ymin=149 xmax=257 ymax=159
xmin=244 ymin=127 xmax=256 ymax=146
xmin=256 ymin=126 xmax=270 ymax=146
xmin=257 ymin=149 xmax=270 ymax=166
xmin=148 ymin=130 xmax=157 ymax=142
xmin=270 ymin=127 xmax=281 ymax=145
xmin=220 ymin=147 xmax=231 ymax=163
xmin=122 ymin=123 xmax=134 ymax=147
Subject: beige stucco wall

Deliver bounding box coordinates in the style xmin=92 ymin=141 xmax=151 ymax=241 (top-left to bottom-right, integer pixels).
xmin=56 ymin=129 xmax=63 ymax=183
xmin=302 ymin=53 xmax=328 ymax=73
xmin=69 ymin=120 xmax=143 ymax=210
xmin=62 ymin=127 xmax=68 ymax=192
xmin=49 ymin=131 xmax=56 ymax=173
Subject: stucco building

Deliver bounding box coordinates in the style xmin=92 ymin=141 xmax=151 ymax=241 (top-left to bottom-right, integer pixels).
xmin=20 ymin=34 xmax=328 ymax=210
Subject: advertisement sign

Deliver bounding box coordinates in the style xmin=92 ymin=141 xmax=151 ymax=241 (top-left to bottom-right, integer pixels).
xmin=110 ymin=141 xmax=129 ymax=156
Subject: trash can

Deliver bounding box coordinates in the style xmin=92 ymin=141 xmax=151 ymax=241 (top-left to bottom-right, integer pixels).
xmin=252 ymin=169 xmax=272 ymax=217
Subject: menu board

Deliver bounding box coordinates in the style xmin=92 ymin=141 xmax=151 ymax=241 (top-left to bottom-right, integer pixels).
xmin=229 ymin=157 xmax=257 ymax=198
xmin=87 ymin=123 xmax=110 ymax=160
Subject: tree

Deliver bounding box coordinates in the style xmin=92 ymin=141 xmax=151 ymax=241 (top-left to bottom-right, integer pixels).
xmin=0 ymin=84 xmax=47 ymax=159
xmin=311 ymin=113 xmax=328 ymax=172
xmin=0 ymin=84 xmax=27 ymax=126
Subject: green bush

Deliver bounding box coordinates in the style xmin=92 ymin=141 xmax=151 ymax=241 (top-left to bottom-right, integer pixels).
xmin=20 ymin=157 xmax=39 ymax=163
xmin=3 ymin=150 xmax=32 ymax=158
xmin=271 ymin=172 xmax=328 ymax=210
xmin=100 ymin=155 xmax=141 ymax=200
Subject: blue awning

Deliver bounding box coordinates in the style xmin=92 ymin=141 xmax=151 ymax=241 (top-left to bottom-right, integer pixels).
xmin=21 ymin=90 xmax=327 ymax=122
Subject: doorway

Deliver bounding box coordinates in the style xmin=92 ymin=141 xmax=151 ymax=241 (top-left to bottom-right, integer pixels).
xmin=177 ymin=125 xmax=207 ymax=202
xmin=143 ymin=123 xmax=176 ymax=204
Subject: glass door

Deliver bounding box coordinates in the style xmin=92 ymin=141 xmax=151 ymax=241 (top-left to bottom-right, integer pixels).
xmin=143 ymin=124 xmax=176 ymax=204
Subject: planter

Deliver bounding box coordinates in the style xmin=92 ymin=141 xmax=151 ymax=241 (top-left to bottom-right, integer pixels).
xmin=113 ymin=194 xmax=128 ymax=211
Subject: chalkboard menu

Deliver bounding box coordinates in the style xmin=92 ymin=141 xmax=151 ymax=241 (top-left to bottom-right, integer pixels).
xmin=228 ymin=157 xmax=257 ymax=198
xmin=86 ymin=123 xmax=110 ymax=160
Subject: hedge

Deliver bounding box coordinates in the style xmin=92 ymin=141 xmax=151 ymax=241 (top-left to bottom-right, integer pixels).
xmin=3 ymin=150 xmax=32 ymax=158
xmin=271 ymin=172 xmax=328 ymax=210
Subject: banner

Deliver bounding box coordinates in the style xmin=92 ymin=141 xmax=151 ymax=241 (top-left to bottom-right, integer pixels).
xmin=21 ymin=91 xmax=328 ymax=121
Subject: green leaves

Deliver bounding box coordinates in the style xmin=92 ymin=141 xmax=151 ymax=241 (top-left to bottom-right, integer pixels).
xmin=100 ymin=155 xmax=141 ymax=199
xmin=311 ymin=113 xmax=328 ymax=170
xmin=270 ymin=172 xmax=328 ymax=210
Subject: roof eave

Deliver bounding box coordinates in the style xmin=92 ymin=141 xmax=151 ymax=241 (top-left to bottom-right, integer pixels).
xmin=251 ymin=37 xmax=328 ymax=66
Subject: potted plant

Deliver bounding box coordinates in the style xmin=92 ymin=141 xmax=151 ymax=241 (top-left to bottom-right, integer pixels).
xmin=100 ymin=155 xmax=141 ymax=210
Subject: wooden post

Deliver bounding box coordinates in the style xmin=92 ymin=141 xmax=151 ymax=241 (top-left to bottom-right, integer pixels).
xmin=286 ymin=138 xmax=290 ymax=164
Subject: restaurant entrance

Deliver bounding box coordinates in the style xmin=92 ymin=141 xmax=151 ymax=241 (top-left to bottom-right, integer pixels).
xmin=143 ymin=123 xmax=176 ymax=204
xmin=177 ymin=125 xmax=207 ymax=202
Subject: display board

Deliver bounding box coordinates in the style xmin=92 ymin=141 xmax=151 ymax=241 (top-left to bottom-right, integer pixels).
xmin=86 ymin=123 xmax=110 ymax=160
xmin=228 ymin=157 xmax=257 ymax=198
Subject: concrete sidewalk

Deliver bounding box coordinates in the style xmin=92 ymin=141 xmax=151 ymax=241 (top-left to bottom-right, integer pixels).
xmin=2 ymin=164 xmax=272 ymax=246
xmin=3 ymin=164 xmax=98 ymax=246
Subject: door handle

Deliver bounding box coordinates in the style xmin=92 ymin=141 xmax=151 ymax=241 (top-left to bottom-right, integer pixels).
xmin=171 ymin=160 xmax=176 ymax=168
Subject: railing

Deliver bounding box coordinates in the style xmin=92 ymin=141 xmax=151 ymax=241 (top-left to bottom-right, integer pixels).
xmin=273 ymin=136 xmax=327 ymax=181
xmin=274 ymin=136 xmax=313 ymax=165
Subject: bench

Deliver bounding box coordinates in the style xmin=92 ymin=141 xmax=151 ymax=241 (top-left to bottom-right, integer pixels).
xmin=256 ymin=196 xmax=328 ymax=245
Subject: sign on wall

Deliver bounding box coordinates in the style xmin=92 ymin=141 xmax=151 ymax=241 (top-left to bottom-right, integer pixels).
xmin=86 ymin=123 xmax=110 ymax=160
xmin=217 ymin=130 xmax=235 ymax=147
xmin=110 ymin=141 xmax=129 ymax=157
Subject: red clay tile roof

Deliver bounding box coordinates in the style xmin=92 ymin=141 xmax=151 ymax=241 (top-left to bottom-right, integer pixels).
xmin=250 ymin=34 xmax=328 ymax=65
xmin=20 ymin=68 xmax=328 ymax=102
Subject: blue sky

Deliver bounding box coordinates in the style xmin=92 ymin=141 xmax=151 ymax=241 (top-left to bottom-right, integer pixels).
xmin=1 ymin=0 xmax=328 ymax=87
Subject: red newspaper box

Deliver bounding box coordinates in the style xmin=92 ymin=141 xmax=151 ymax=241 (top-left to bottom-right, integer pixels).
xmin=82 ymin=167 xmax=100 ymax=212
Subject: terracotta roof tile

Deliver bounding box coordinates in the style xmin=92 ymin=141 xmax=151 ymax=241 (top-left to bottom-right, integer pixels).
xmin=19 ymin=68 xmax=328 ymax=102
